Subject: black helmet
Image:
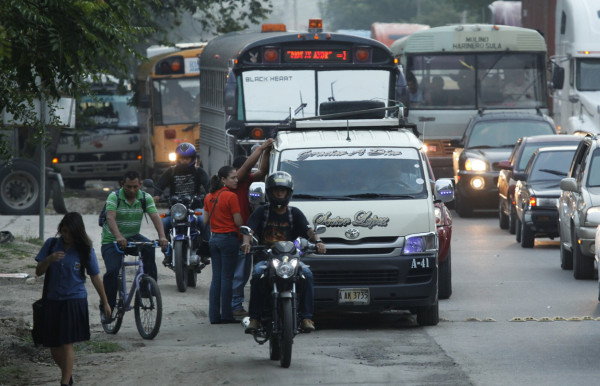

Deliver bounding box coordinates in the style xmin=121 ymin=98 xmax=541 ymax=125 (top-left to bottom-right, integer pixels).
xmin=265 ymin=171 xmax=293 ymax=209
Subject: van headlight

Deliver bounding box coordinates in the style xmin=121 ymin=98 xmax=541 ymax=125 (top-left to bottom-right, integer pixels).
xmin=171 ymin=203 xmax=188 ymax=221
xmin=403 ymin=232 xmax=437 ymax=254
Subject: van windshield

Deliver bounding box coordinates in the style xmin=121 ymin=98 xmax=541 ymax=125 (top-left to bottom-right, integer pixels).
xmin=279 ymin=147 xmax=428 ymax=199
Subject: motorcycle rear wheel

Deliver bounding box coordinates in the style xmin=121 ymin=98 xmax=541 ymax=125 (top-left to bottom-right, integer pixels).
xmin=174 ymin=240 xmax=188 ymax=292
xmin=279 ymin=298 xmax=294 ymax=368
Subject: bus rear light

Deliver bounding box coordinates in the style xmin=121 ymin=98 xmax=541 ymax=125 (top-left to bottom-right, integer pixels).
xmin=250 ymin=127 xmax=265 ymax=139
xmin=354 ymin=47 xmax=371 ymax=63
xmin=165 ymin=129 xmax=176 ymax=139
xmin=51 ymin=157 xmax=59 ymax=164
xmin=263 ymin=48 xmax=280 ymax=63
xmin=155 ymin=56 xmax=185 ymax=75
xmin=262 ymin=23 xmax=287 ymax=32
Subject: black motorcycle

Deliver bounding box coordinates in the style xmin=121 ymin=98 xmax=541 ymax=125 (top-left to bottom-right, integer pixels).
xmin=143 ymin=179 xmax=208 ymax=292
xmin=240 ymin=224 xmax=325 ymax=368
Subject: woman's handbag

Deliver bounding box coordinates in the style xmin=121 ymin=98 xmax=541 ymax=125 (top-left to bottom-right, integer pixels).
xmin=31 ymin=237 xmax=57 ymax=346
xmin=199 ymin=191 xmax=224 ymax=257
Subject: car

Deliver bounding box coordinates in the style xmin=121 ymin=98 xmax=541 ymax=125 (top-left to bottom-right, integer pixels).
xmin=498 ymin=134 xmax=584 ymax=234
xmin=591 ymin=212 xmax=600 ymax=300
xmin=559 ymin=135 xmax=600 ymax=278
xmin=425 ymin=154 xmax=453 ymax=299
xmin=451 ymin=111 xmax=557 ymax=217
xmin=514 ymin=146 xmax=577 ymax=248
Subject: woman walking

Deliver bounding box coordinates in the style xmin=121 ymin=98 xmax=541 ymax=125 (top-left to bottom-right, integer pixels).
xmin=204 ymin=166 xmax=243 ymax=324
xmin=35 ymin=212 xmax=111 ymax=385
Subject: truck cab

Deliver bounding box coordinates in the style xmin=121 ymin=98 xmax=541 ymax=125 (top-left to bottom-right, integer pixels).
xmin=255 ymin=105 xmax=454 ymax=326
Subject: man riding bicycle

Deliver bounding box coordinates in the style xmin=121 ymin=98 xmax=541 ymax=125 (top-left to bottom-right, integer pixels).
xmin=101 ymin=171 xmax=168 ymax=313
xmin=241 ymin=171 xmax=326 ymax=333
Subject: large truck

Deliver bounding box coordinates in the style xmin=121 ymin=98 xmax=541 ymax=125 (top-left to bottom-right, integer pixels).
xmin=522 ymin=0 xmax=600 ymax=134
xmin=1 ymin=98 xmax=71 ymax=215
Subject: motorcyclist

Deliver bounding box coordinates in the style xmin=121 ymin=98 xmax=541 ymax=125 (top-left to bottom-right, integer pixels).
xmin=241 ymin=171 xmax=326 ymax=333
xmin=153 ymin=142 xmax=209 ymax=266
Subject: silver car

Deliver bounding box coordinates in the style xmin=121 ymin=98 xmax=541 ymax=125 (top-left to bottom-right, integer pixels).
xmin=558 ymin=136 xmax=600 ymax=279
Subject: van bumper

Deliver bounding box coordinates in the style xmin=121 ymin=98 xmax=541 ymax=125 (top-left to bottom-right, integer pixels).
xmin=304 ymin=254 xmax=438 ymax=313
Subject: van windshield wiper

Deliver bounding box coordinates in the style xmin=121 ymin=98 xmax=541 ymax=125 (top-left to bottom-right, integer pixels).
xmin=293 ymin=193 xmax=350 ymax=200
xmin=344 ymin=193 xmax=417 ymax=199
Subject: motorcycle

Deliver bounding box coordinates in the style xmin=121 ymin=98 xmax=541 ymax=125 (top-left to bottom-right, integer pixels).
xmin=143 ymin=179 xmax=208 ymax=293
xmin=240 ymin=224 xmax=325 ymax=368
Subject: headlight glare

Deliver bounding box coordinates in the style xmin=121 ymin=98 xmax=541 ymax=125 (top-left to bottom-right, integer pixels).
xmin=465 ymin=158 xmax=487 ymax=171
xmin=275 ymin=258 xmax=298 ymax=278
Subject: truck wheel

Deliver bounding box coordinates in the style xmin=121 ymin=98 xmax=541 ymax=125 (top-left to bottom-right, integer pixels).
xmin=572 ymin=229 xmax=594 ymax=280
xmin=508 ymin=205 xmax=517 ymax=234
xmin=0 ymin=159 xmax=49 ymax=215
xmin=416 ymin=300 xmax=439 ymax=326
xmin=51 ymin=180 xmax=68 ymax=214
xmin=515 ymin=217 xmax=522 ymax=243
xmin=438 ymin=248 xmax=452 ymax=300
xmin=559 ymin=232 xmax=573 ymax=270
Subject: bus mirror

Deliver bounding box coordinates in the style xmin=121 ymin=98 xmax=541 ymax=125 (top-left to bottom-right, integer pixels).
xmin=552 ymin=64 xmax=564 ymax=90
xmin=139 ymin=95 xmax=151 ymax=109
xmin=224 ymin=69 xmax=237 ymax=115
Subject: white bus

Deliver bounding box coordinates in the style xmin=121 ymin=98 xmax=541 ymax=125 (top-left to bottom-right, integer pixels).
xmin=391 ymin=24 xmax=549 ymax=178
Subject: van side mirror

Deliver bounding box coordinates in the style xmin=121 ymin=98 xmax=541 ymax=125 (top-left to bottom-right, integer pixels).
xmin=552 ymin=64 xmax=565 ymax=90
xmin=249 ymin=182 xmax=266 ymax=208
xmin=497 ymin=160 xmax=512 ymax=170
xmin=434 ymin=178 xmax=454 ymax=203
xmin=450 ymin=137 xmax=464 ymax=148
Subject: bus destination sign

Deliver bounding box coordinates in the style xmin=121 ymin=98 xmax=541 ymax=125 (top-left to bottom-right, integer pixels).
xmin=283 ymin=49 xmax=350 ymax=62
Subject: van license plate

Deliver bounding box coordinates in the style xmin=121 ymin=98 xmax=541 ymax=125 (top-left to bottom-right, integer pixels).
xmin=338 ymin=288 xmax=370 ymax=305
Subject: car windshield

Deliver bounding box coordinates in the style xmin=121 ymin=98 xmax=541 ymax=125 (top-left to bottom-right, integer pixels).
xmin=528 ymin=150 xmax=575 ymax=182
xmin=466 ymin=120 xmax=555 ymax=149
xmin=278 ymin=147 xmax=428 ymax=199
xmin=587 ymin=148 xmax=600 ymax=187
xmin=517 ymin=140 xmax=580 ymax=171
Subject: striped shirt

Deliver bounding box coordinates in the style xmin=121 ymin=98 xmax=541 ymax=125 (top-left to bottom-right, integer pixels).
xmin=100 ymin=189 xmax=158 ymax=244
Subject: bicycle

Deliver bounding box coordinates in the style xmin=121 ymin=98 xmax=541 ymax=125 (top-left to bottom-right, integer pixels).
xmin=101 ymin=240 xmax=167 ymax=339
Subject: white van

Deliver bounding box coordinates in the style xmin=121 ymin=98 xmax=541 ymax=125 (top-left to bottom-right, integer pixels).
xmin=254 ymin=113 xmax=454 ymax=326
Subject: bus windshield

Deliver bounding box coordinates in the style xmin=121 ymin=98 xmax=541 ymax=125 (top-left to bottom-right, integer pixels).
xmin=407 ymin=52 xmax=545 ymax=109
xmin=278 ymin=147 xmax=428 ymax=199
xmin=79 ymin=94 xmax=137 ymax=131
xmin=242 ymin=69 xmax=391 ymax=120
xmin=153 ymin=78 xmax=199 ymax=124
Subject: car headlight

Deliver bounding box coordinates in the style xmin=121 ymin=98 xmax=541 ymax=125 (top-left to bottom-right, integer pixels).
xmin=465 ymin=158 xmax=487 ymax=171
xmin=171 ymin=203 xmax=188 ymax=221
xmin=273 ymin=257 xmax=298 ymax=279
xmin=403 ymin=232 xmax=437 ymax=254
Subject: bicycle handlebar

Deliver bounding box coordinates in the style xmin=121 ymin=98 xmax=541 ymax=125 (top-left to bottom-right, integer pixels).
xmin=114 ymin=240 xmax=170 ymax=255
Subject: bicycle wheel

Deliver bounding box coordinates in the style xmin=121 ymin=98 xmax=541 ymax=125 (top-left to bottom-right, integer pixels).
xmin=279 ymin=298 xmax=294 ymax=368
xmin=102 ymin=276 xmax=124 ymax=334
xmin=134 ymin=274 xmax=162 ymax=339
xmin=174 ymin=240 xmax=188 ymax=292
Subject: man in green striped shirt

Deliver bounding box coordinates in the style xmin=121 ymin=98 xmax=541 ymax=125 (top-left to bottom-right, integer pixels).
xmin=101 ymin=171 xmax=168 ymax=310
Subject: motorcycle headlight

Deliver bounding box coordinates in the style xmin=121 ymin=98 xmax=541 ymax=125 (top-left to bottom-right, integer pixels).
xmin=403 ymin=232 xmax=437 ymax=254
xmin=274 ymin=257 xmax=298 ymax=279
xmin=171 ymin=203 xmax=188 ymax=221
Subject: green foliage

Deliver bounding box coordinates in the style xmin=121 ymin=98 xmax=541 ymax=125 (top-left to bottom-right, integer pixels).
xmin=0 ymin=0 xmax=272 ymax=163
xmin=76 ymin=339 xmax=124 ymax=353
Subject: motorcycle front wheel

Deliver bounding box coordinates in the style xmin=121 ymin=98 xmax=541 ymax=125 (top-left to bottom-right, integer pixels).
xmin=134 ymin=274 xmax=162 ymax=339
xmin=174 ymin=240 xmax=188 ymax=292
xmin=279 ymin=298 xmax=294 ymax=368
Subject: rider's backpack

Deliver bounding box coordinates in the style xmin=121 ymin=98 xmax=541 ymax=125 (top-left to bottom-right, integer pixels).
xmin=98 ymin=190 xmax=147 ymax=227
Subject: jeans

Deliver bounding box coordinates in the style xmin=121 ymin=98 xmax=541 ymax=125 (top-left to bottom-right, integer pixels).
xmin=248 ymin=260 xmax=314 ymax=321
xmin=101 ymin=234 xmax=156 ymax=309
xmin=208 ymin=232 xmax=239 ymax=323
xmin=232 ymin=247 xmax=252 ymax=311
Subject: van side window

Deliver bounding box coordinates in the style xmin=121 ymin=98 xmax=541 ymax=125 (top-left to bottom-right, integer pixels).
xmin=560 ymin=11 xmax=566 ymax=35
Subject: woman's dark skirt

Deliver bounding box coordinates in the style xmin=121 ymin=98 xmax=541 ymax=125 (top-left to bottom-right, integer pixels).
xmin=42 ymin=297 xmax=90 ymax=347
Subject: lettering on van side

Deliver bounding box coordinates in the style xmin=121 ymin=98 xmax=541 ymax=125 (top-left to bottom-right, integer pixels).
xmin=297 ymin=148 xmax=403 ymax=161
xmin=313 ymin=211 xmax=389 ymax=229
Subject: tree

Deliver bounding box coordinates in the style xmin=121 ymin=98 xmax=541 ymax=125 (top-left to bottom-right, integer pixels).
xmin=0 ymin=0 xmax=272 ymax=162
